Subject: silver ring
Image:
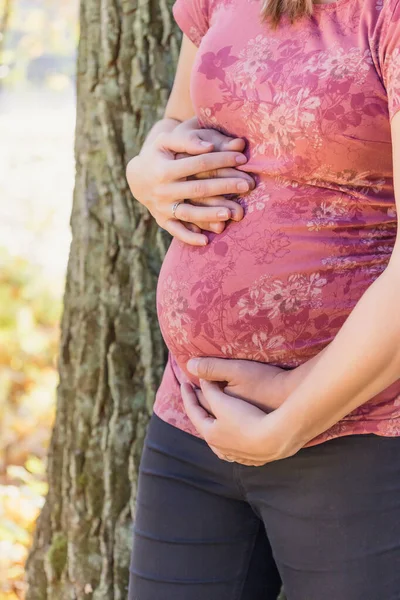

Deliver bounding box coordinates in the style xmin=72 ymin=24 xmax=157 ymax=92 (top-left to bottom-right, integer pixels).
xmin=172 ymin=201 xmax=181 ymax=218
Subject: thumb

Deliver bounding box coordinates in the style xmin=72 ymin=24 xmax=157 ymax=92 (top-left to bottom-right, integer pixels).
xmin=200 ymin=379 xmax=265 ymax=421
xmin=199 ymin=379 xmax=231 ymax=418
xmin=220 ymin=137 xmax=246 ymax=152
xmin=187 ymin=357 xmax=233 ymax=382
xmin=157 ymin=131 xmax=214 ymax=155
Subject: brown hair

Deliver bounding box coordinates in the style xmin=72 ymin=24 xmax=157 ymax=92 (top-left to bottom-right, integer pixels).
xmin=260 ymin=0 xmax=314 ymax=26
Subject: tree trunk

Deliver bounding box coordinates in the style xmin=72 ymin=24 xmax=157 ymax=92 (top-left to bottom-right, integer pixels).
xmin=25 ymin=1 xmax=178 ymax=597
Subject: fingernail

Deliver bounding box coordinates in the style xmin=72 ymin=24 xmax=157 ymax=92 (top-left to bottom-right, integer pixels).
xmin=200 ymin=141 xmax=213 ymax=147
xmin=217 ymin=209 xmax=230 ymax=219
xmin=236 ymin=155 xmax=247 ymax=164
xmin=187 ymin=358 xmax=199 ymax=374
xmin=237 ymin=181 xmax=249 ymax=192
xmin=201 ymin=236 xmax=208 ymax=246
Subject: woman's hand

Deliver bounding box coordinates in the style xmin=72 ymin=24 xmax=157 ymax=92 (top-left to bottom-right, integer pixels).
xmin=187 ymin=357 xmax=289 ymax=413
xmin=181 ymin=380 xmax=301 ymax=466
xmin=126 ymin=117 xmax=255 ymax=246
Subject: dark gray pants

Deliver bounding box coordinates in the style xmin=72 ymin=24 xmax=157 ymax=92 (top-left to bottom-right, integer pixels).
xmin=128 ymin=413 xmax=400 ymax=600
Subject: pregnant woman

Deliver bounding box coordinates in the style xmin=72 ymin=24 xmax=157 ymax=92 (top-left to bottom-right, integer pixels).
xmin=126 ymin=0 xmax=400 ymax=597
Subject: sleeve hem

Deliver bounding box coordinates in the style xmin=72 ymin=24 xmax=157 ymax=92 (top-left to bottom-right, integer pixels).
xmin=172 ymin=0 xmax=208 ymax=48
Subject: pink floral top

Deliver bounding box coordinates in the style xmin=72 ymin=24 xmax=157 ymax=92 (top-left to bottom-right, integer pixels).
xmin=154 ymin=0 xmax=400 ymax=445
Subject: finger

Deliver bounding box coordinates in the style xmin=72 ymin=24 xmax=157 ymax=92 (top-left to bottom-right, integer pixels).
xmin=187 ymin=357 xmax=233 ymax=382
xmin=195 ymin=388 xmax=215 ymax=416
xmin=209 ymin=445 xmax=252 ymax=464
xmin=221 ymin=138 xmax=246 ymax=152
xmin=200 ymin=379 xmax=267 ymax=425
xmin=156 ymin=130 xmax=214 ymax=155
xmin=168 ymin=151 xmax=249 ymax=180
xmin=174 ymin=201 xmax=232 ymax=223
xmin=181 ymin=382 xmax=216 ymax=438
xmin=174 ymin=117 xmax=246 ymax=153
xmin=235 ymin=458 xmax=265 ymax=466
xmin=184 ymin=222 xmax=202 ymax=234
xmin=197 ymin=130 xmax=246 ymax=153
xmin=197 ymin=379 xmax=230 ymax=419
xmin=193 ymin=221 xmax=226 ymax=234
xmin=175 ymin=151 xmax=191 ymax=160
xmin=165 ymin=177 xmax=252 ymax=201
xmin=209 ymin=444 xmax=228 ymax=460
xmin=189 ymin=197 xmax=244 ymax=222
xmin=193 ymin=168 xmax=254 ymax=187
xmin=165 ymin=219 xmax=208 ymax=246
xmin=176 ymin=119 xmax=245 ymax=152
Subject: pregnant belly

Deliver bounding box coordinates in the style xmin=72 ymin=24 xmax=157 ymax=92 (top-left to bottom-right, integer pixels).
xmin=156 ymin=213 xmax=384 ymax=384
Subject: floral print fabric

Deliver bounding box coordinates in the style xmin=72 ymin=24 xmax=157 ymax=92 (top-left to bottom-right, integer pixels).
xmin=154 ymin=0 xmax=400 ymax=445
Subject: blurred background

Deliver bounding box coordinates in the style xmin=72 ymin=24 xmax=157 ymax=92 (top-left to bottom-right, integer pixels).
xmin=0 ymin=0 xmax=78 ymax=597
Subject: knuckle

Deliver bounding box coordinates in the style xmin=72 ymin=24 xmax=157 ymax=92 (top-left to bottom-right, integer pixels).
xmin=178 ymin=205 xmax=190 ymax=221
xmin=195 ymin=127 xmax=209 ymax=138
xmin=125 ymin=156 xmax=138 ymax=183
xmin=224 ymin=180 xmax=236 ymax=194
xmin=197 ymin=156 xmax=209 ymax=172
xmin=200 ymin=359 xmax=214 ymax=379
xmin=188 ymin=131 xmax=199 ymax=143
xmin=153 ymin=183 xmax=166 ymax=200
xmin=192 ymin=181 xmax=206 ymax=197
xmin=155 ymin=163 xmax=169 ymax=184
xmin=155 ymin=131 xmax=168 ymax=146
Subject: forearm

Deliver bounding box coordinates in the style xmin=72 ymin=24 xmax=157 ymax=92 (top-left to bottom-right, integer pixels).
xmin=278 ymin=346 xmax=330 ymax=400
xmin=274 ymin=263 xmax=400 ymax=447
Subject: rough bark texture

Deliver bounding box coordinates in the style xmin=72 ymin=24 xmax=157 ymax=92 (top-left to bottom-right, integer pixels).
xmin=25 ymin=1 xmax=178 ymax=597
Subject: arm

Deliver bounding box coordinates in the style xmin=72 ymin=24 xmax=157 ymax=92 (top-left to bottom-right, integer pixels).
xmin=126 ymin=34 xmax=253 ymax=245
xmin=139 ymin=34 xmax=198 ymax=149
xmin=182 ymin=112 xmax=400 ymax=465
xmin=272 ymin=113 xmax=400 ymax=446
xmin=279 ymin=266 xmax=400 ymax=446
xmin=183 ymin=252 xmax=400 ymax=463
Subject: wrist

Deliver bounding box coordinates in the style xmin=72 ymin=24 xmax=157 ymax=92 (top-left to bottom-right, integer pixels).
xmin=276 ymin=399 xmax=313 ymax=451
xmin=260 ymin=407 xmax=304 ymax=460
xmin=271 ymin=368 xmax=293 ymax=404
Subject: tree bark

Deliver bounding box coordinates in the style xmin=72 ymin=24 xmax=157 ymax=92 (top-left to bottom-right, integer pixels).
xmin=25 ymin=1 xmax=178 ymax=597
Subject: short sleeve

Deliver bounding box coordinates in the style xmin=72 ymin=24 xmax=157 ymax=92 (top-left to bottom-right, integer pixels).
xmin=379 ymin=0 xmax=400 ymax=119
xmin=172 ymin=0 xmax=210 ymax=47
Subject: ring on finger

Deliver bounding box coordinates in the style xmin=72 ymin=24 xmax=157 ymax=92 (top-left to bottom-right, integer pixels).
xmin=172 ymin=201 xmax=182 ymax=218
